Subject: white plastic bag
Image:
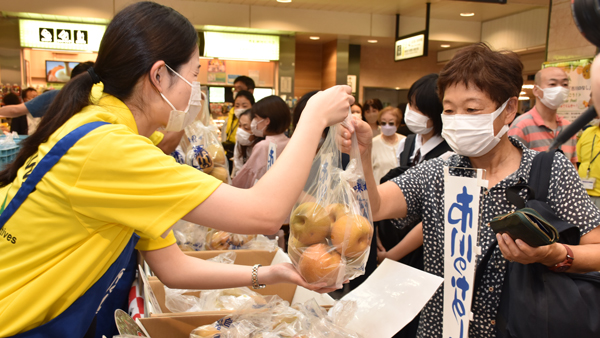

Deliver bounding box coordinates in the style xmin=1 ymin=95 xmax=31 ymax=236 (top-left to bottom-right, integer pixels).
xmin=288 ymin=113 xmax=373 ymax=288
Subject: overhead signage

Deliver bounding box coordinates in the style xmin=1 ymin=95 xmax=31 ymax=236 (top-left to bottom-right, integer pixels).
xmin=20 ymin=19 xmax=106 ymax=52
xmin=395 ymin=33 xmax=426 ymax=61
xmin=203 ymin=32 xmax=280 ymax=61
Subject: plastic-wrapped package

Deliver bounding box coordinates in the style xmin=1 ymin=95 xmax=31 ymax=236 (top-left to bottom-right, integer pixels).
xmin=173 ymin=221 xmax=207 ymax=251
xmin=184 ymin=120 xmax=230 ymax=184
xmin=197 ymin=287 xmax=267 ymax=312
xmin=188 ymin=297 xmax=362 ymax=338
xmin=288 ymin=113 xmax=373 ymax=288
xmin=204 ymin=230 xmax=277 ymax=252
xmin=171 ymin=144 xmax=186 ymax=164
xmin=164 ymin=252 xmax=238 ymax=313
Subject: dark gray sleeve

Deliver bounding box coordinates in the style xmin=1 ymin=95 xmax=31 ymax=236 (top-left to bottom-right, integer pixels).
xmin=24 ymin=90 xmax=60 ymax=118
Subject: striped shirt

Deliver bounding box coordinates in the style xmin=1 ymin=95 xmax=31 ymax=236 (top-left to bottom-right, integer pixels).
xmin=508 ymin=107 xmax=577 ymax=164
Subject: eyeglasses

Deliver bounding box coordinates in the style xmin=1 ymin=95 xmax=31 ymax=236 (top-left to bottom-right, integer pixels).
xmin=380 ymin=122 xmax=396 ymax=126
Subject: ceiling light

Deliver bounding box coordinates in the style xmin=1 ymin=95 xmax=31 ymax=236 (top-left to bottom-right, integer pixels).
xmin=368 ymin=39 xmax=378 ymax=43
xmin=522 ymin=84 xmax=534 ymax=89
xmin=309 ymin=36 xmax=320 ymax=40
xmin=440 ymin=44 xmax=451 ymax=48
xmin=520 ymin=91 xmax=526 ymax=95
xmin=277 ymin=0 xmax=292 ymax=2
xmin=518 ymin=96 xmax=530 ymax=101
xmin=460 ymin=13 xmax=475 ymax=17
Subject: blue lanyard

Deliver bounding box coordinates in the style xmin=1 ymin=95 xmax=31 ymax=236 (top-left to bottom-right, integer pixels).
xmin=0 ymin=121 xmax=108 ymax=228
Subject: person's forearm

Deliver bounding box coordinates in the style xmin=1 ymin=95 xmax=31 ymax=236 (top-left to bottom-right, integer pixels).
xmin=361 ymin=148 xmax=381 ymax=216
xmin=0 ymin=104 xmax=28 ymax=118
xmin=385 ymin=223 xmax=423 ymax=261
xmin=143 ymin=244 xmax=281 ymax=290
xmin=540 ymin=242 xmax=600 ymax=273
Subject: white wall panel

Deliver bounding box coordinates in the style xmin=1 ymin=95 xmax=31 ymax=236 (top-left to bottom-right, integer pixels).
xmin=481 ymin=8 xmax=548 ymax=51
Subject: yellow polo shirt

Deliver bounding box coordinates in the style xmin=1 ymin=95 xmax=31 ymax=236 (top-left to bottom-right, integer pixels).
xmin=0 ymin=86 xmax=221 ymax=335
xmin=224 ymin=107 xmax=238 ymax=144
xmin=577 ymin=126 xmax=600 ymax=196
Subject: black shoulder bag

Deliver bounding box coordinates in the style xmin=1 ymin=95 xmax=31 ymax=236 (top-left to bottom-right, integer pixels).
xmin=475 ymin=150 xmax=600 ymax=338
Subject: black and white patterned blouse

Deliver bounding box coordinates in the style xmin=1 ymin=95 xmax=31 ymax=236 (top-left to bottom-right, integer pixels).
xmin=392 ymin=137 xmax=600 ymax=338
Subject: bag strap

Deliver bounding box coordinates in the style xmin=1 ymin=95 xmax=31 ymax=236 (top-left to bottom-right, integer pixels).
xmin=423 ymin=140 xmax=452 ymax=161
xmin=399 ymin=134 xmax=417 ymax=167
xmin=528 ymin=150 xmax=558 ymax=203
xmin=0 ymin=121 xmax=109 ymax=229
xmin=473 ymin=150 xmax=556 ymax=304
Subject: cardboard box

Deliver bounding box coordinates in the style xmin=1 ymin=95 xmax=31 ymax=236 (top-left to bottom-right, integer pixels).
xmin=148 ymin=276 xmax=297 ymax=314
xmin=139 ymin=313 xmax=225 ymax=338
xmin=139 ymin=249 xmax=335 ymax=337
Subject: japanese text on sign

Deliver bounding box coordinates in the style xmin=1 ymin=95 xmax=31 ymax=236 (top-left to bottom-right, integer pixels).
xmin=443 ymin=167 xmax=484 ymax=338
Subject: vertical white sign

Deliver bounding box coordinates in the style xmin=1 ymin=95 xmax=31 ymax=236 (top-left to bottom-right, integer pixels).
xmin=267 ymin=142 xmax=277 ymax=171
xmin=442 ymin=167 xmax=484 ymax=338
xmin=347 ymin=75 xmax=357 ymax=93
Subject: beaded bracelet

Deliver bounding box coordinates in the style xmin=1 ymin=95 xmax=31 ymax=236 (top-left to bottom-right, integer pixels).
xmin=251 ymin=264 xmax=266 ymax=289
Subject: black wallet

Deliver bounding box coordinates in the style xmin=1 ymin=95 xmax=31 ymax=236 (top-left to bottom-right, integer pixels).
xmin=488 ymin=207 xmax=559 ymax=247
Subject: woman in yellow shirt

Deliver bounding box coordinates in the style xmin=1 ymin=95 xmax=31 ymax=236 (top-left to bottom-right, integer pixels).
xmin=576 ymin=124 xmax=600 ymax=207
xmin=0 ymin=2 xmax=352 ymax=337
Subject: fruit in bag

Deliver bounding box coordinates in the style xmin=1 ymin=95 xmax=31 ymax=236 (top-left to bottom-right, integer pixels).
xmin=330 ymin=215 xmax=372 ymax=258
xmin=298 ymin=243 xmax=342 ymax=284
xmin=290 ymin=202 xmax=331 ymax=246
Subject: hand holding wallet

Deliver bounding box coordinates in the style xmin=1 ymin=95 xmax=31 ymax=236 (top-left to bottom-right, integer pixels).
xmin=488 ymin=207 xmax=559 ymax=247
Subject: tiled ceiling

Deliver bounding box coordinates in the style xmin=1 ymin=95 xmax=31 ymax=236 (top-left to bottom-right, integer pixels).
xmin=186 ymin=0 xmax=548 ymax=21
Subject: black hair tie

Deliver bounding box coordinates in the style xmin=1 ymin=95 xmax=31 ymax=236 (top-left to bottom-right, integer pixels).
xmin=87 ymin=67 xmax=101 ymax=84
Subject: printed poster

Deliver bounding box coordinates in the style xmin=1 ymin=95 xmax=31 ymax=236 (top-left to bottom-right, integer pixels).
xmin=544 ymin=58 xmax=593 ymax=122
xmin=207 ymin=59 xmax=226 ymax=84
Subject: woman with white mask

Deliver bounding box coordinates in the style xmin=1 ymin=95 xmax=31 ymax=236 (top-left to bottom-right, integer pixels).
xmin=232 ymin=95 xmax=291 ymax=189
xmin=370 ymin=106 xmax=406 ymax=184
xmin=340 ymin=43 xmax=600 ymax=338
xmin=231 ymin=109 xmax=258 ymax=178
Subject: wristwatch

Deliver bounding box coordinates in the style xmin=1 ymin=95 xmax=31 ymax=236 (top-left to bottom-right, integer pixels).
xmin=251 ymin=264 xmax=266 ymax=289
xmin=548 ymin=244 xmax=574 ymax=272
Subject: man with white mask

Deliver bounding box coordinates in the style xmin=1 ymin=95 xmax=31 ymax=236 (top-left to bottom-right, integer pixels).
xmin=508 ymin=67 xmax=577 ymax=165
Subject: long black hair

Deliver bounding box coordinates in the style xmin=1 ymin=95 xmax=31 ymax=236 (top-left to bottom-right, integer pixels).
xmin=0 ymin=2 xmax=198 ymax=186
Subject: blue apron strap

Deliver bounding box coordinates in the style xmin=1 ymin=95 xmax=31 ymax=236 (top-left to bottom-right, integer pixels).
xmin=0 ymin=121 xmax=109 ymax=228
xmin=12 ymin=233 xmax=140 ymax=338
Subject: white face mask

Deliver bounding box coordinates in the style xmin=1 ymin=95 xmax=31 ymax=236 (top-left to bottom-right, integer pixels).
xmin=251 ymin=118 xmax=266 ymax=137
xmin=380 ymin=125 xmax=397 ymax=136
xmin=405 ymin=105 xmax=433 ymax=134
xmin=161 ymin=64 xmax=202 ymax=132
xmin=236 ymin=127 xmax=253 ymax=146
xmin=234 ymin=108 xmax=246 ymax=119
xmin=536 ymin=86 xmax=569 ymax=110
xmin=441 ymin=99 xmax=510 ymax=158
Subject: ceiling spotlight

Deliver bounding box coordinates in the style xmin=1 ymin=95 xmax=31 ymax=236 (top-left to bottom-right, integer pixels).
xmin=440 ymin=44 xmax=451 ymax=48
xmin=518 ymin=96 xmax=530 ymax=101
xmin=368 ymin=39 xmax=378 ymax=43
xmin=522 ymin=84 xmax=534 ymax=89
xmin=277 ymin=0 xmax=292 ymax=2
xmin=460 ymin=12 xmax=475 ymax=17
xmin=520 ymin=91 xmax=526 ymax=95
xmin=309 ymin=36 xmax=320 ymax=40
